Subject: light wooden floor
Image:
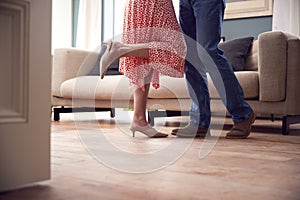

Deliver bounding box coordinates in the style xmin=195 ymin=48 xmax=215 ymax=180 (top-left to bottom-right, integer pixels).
xmin=1 ymin=111 xmax=300 ymax=200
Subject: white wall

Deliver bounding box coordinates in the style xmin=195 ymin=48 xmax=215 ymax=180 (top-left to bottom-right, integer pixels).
xmin=272 ymin=0 xmax=300 ymax=37
xmin=51 ymin=0 xmax=72 ymax=53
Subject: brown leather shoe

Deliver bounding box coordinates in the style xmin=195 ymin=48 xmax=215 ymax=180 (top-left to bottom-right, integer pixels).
xmin=226 ymin=112 xmax=256 ymax=139
xmin=171 ymin=124 xmax=210 ymax=138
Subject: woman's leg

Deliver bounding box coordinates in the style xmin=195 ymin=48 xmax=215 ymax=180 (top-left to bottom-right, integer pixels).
xmin=132 ymin=83 xmax=150 ymax=126
xmin=119 ymin=42 xmax=150 ymax=58
xmin=108 ymin=41 xmax=150 ymax=60
xmin=104 ymin=41 xmax=151 ymax=126
xmin=130 ymin=70 xmax=168 ymax=138
xmin=132 ymin=70 xmax=152 ymax=126
xmin=100 ymin=41 xmax=150 ymax=78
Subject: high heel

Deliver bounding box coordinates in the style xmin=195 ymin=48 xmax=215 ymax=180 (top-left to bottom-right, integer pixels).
xmin=130 ymin=124 xmax=168 ymax=138
xmin=99 ymin=40 xmax=113 ymax=79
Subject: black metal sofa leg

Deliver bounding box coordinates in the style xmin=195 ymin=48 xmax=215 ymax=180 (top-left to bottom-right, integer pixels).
xmin=52 ymin=107 xmax=116 ymax=121
xmin=282 ymin=115 xmax=300 ymax=135
xmin=53 ymin=107 xmax=60 ymax=121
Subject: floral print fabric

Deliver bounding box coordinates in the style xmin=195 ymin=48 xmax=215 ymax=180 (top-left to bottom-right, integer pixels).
xmin=119 ymin=0 xmax=186 ymax=89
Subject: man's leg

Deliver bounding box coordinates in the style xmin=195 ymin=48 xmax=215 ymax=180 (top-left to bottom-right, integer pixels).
xmin=192 ymin=0 xmax=255 ymax=138
xmin=172 ymin=0 xmax=211 ymax=137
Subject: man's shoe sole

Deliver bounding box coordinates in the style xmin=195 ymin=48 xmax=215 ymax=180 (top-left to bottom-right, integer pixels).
xmin=172 ymin=129 xmax=210 ymax=138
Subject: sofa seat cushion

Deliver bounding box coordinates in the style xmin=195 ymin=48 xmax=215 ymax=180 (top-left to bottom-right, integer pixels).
xmin=148 ymin=71 xmax=259 ymax=99
xmin=59 ymin=72 xmax=258 ymax=101
xmin=208 ymin=71 xmax=259 ymax=99
xmin=148 ymin=76 xmax=189 ymax=99
xmin=60 ymin=75 xmax=134 ymax=100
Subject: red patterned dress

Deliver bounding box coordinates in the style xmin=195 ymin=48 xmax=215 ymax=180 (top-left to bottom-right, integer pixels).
xmin=119 ymin=0 xmax=186 ymax=89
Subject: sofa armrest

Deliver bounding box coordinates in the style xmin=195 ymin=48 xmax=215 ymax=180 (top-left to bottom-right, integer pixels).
xmin=258 ymin=31 xmax=288 ymax=102
xmin=285 ymin=34 xmax=300 ymax=114
xmin=52 ymin=48 xmax=95 ymax=97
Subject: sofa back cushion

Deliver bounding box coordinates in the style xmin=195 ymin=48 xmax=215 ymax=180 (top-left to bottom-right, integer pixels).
xmin=87 ymin=44 xmax=121 ymax=76
xmin=244 ymin=40 xmax=258 ymax=71
xmin=218 ymin=36 xmax=254 ymax=71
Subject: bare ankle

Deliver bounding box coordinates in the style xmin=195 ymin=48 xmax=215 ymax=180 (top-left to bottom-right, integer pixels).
xmin=132 ymin=118 xmax=148 ymax=127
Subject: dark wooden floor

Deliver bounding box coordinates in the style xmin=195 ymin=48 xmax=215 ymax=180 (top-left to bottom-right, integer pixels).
xmin=1 ymin=111 xmax=300 ymax=200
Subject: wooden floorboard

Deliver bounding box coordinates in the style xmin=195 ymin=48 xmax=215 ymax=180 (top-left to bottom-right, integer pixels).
xmin=1 ymin=111 xmax=300 ymax=200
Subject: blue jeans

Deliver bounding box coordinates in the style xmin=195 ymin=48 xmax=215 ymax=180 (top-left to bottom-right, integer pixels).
xmin=179 ymin=0 xmax=253 ymax=128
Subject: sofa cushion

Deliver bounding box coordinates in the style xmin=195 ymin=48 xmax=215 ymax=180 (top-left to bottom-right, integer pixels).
xmin=60 ymin=72 xmax=258 ymax=101
xmin=148 ymin=76 xmax=189 ymax=99
xmin=208 ymin=71 xmax=259 ymax=99
xmin=218 ymin=36 xmax=254 ymax=71
xmin=88 ymin=59 xmax=121 ymax=76
xmin=148 ymin=72 xmax=259 ymax=99
xmin=244 ymin=40 xmax=258 ymax=71
xmin=87 ymin=44 xmax=121 ymax=76
xmin=60 ymin=75 xmax=134 ymax=100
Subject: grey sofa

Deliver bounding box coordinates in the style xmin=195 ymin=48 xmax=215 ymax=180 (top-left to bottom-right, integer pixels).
xmin=52 ymin=31 xmax=300 ymax=134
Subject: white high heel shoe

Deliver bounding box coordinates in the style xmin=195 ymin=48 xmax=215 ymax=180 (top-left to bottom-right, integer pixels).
xmin=99 ymin=40 xmax=113 ymax=79
xmin=130 ymin=123 xmax=168 ymax=138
